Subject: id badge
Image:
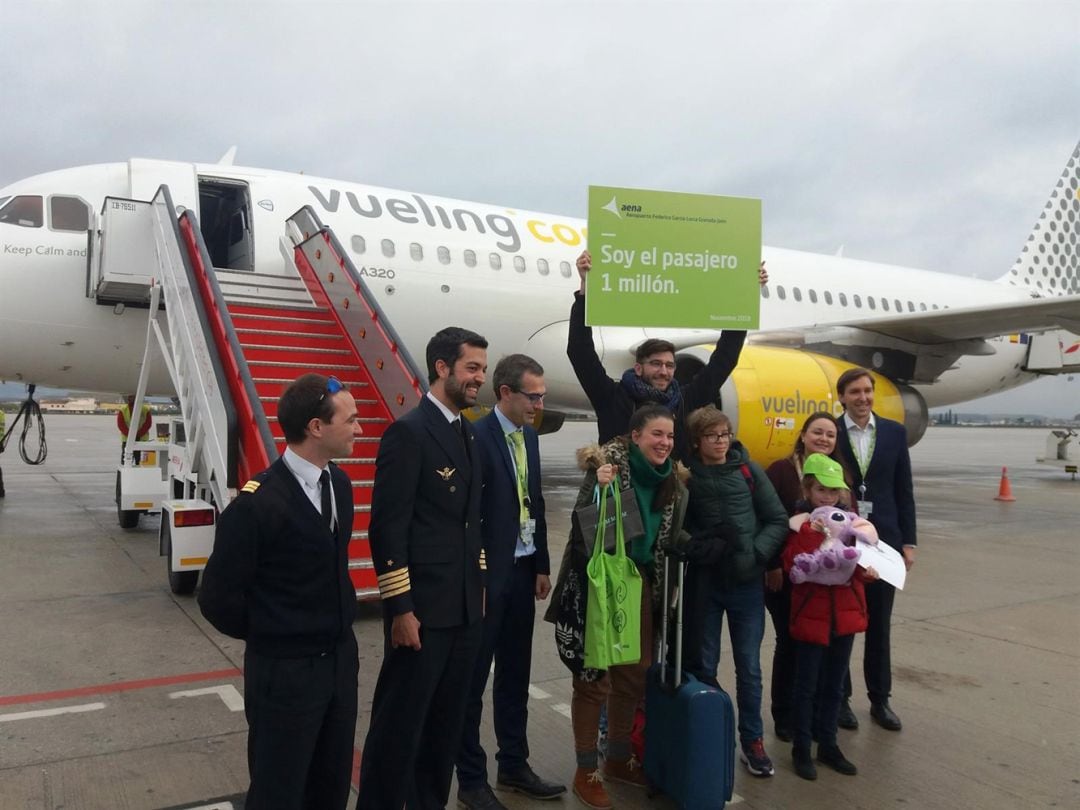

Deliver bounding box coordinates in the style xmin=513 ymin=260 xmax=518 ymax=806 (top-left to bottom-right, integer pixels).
xmin=857 ymin=500 xmax=874 ymax=517
xmin=521 ymin=518 xmax=536 ymax=547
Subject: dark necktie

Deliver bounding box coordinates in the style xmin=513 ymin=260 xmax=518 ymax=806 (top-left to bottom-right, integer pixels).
xmin=319 ymin=469 xmax=334 ymax=533
xmin=456 ymin=418 xmax=470 ymax=457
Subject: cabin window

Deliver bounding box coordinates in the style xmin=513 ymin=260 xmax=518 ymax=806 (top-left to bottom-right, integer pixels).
xmin=776 ymin=285 xmax=787 ymax=300
xmin=49 ymin=196 xmax=90 ymax=232
xmin=907 ymin=300 xmax=914 ymax=312
xmin=409 ymin=242 xmax=423 ymax=261
xmin=559 ymin=260 xmax=572 ymax=278
xmin=919 ymin=302 xmax=927 ymax=311
xmin=437 ymin=246 xmax=451 ymax=265
xmin=853 ymin=294 xmax=862 ymax=308
xmin=838 ymin=292 xmax=848 ymax=306
xmin=793 ymin=287 xmax=803 ymax=302
xmin=895 ymin=299 xmax=903 ymax=312
xmin=881 ymin=298 xmax=890 ymax=311
xmin=0 ymin=195 xmax=43 ymax=228
xmin=381 ymin=238 xmax=395 ymax=258
xmin=464 ymin=249 xmax=477 ymax=268
xmin=513 ymin=256 xmax=526 ymax=273
xmin=932 ymin=303 xmax=940 ymax=310
xmin=351 ymin=235 xmax=366 ymax=254
xmin=537 ymin=258 xmax=550 ymax=276
xmin=489 ymin=253 xmax=502 ymax=270
xmin=808 ymin=289 xmax=818 ymax=304
xmin=761 ymin=284 xmax=770 ymax=299
xmin=824 ymin=290 xmax=833 ymax=305
xmin=867 ymin=296 xmax=877 ymax=310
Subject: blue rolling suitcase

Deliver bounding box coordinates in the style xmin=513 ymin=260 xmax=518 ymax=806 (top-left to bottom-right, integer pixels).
xmin=644 ymin=558 xmax=736 ymax=810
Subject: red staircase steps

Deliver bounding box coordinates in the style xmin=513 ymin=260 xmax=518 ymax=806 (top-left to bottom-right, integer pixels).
xmin=226 ymin=302 xmax=390 ymax=599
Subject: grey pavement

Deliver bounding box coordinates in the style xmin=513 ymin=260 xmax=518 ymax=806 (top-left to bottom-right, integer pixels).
xmin=0 ymin=417 xmax=1077 ymax=809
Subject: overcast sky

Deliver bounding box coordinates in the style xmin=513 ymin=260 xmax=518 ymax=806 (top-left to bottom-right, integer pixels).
xmin=1 ymin=0 xmax=1077 ymax=415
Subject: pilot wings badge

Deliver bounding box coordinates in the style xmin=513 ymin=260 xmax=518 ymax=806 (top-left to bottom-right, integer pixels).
xmin=436 ymin=466 xmax=456 ymax=481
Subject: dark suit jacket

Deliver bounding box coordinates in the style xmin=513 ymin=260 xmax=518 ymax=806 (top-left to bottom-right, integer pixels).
xmin=837 ymin=413 xmax=917 ymax=552
xmin=369 ymin=395 xmax=484 ymax=628
xmin=198 ymin=457 xmax=357 ymax=657
xmin=474 ymin=410 xmax=549 ymax=599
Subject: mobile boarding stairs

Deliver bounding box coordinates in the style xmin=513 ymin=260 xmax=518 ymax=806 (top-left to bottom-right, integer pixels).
xmin=87 ymin=187 xmax=425 ymax=596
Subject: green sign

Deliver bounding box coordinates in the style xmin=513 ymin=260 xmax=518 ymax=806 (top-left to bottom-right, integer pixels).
xmin=585 ymin=185 xmax=761 ymax=329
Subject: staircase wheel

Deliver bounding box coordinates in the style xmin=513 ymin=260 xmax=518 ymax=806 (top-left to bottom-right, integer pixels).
xmin=116 ymin=471 xmax=140 ymax=530
xmin=162 ymin=520 xmax=199 ymax=595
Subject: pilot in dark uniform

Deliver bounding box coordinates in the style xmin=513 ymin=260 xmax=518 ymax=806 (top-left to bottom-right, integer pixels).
xmin=199 ymin=373 xmax=362 ymax=810
xmin=357 ymin=327 xmax=488 ymax=810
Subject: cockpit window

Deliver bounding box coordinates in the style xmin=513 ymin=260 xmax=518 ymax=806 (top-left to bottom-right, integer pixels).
xmin=0 ymin=195 xmax=44 ymax=228
xmin=50 ymin=196 xmax=91 ymax=232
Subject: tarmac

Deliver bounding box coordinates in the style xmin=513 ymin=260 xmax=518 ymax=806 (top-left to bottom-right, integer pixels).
xmin=0 ymin=417 xmax=1077 ymax=810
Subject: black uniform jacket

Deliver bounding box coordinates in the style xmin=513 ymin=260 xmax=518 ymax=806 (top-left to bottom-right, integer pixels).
xmin=836 ymin=413 xmax=917 ymax=552
xmin=567 ymin=291 xmax=746 ymax=462
xmin=369 ymin=396 xmax=485 ymax=628
xmin=198 ymin=457 xmax=357 ymax=657
xmin=474 ymin=410 xmax=549 ymax=600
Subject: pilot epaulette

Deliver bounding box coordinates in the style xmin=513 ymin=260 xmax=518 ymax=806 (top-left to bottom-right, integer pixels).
xmin=240 ymin=479 xmax=262 ymax=495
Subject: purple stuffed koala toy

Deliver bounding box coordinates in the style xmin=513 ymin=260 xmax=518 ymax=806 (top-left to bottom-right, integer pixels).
xmin=789 ymin=506 xmax=873 ymax=586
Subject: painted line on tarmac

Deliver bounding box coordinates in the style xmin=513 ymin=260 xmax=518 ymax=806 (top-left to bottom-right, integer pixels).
xmin=0 ymin=701 xmax=106 ymax=723
xmin=170 ymin=684 xmax=245 ymax=712
xmin=156 ymin=795 xmax=245 ymax=809
xmin=0 ymin=667 xmax=241 ymax=707
xmin=528 ymin=684 xmax=551 ymax=700
xmin=550 ymin=702 xmax=573 ymax=718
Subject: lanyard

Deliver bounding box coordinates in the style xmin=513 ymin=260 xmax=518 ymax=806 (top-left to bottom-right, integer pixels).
xmin=849 ymin=423 xmax=876 ymax=477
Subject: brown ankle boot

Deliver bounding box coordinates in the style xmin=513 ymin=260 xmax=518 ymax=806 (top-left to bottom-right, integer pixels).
xmin=572 ymin=767 xmax=612 ymax=810
xmin=603 ymin=755 xmax=648 ymax=788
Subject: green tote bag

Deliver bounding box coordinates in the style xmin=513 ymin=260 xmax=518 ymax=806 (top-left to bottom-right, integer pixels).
xmin=584 ymin=485 xmax=643 ymax=669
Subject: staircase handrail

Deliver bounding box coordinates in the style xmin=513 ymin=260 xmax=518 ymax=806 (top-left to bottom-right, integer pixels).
xmin=174 ymin=209 xmax=277 ymax=485
xmin=287 ymin=205 xmax=427 ymax=421
xmin=148 ymin=186 xmax=236 ymax=507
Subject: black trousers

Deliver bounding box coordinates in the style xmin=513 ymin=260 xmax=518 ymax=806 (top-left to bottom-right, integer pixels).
xmin=357 ymin=618 xmax=483 ymax=810
xmin=764 ymin=583 xmax=796 ymax=727
xmin=843 ymin=578 xmax=896 ymax=704
xmin=793 ymin=634 xmax=855 ymax=750
xmin=457 ymin=555 xmax=537 ymax=789
xmin=244 ymin=633 xmax=359 ymax=810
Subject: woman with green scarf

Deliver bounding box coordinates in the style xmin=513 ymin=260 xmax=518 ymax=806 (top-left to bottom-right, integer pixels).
xmin=546 ymin=404 xmax=688 ymax=810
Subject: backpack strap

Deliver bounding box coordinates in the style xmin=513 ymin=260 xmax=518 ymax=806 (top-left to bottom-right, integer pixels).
xmin=740 ymin=463 xmax=755 ymax=493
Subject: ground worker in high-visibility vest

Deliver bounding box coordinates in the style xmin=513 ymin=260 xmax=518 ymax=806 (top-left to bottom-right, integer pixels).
xmin=0 ymin=408 xmax=6 ymax=497
xmin=117 ymin=396 xmax=152 ymax=462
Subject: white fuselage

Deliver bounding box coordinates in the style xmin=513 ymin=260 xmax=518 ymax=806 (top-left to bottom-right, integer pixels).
xmin=0 ymin=160 xmax=1034 ymax=408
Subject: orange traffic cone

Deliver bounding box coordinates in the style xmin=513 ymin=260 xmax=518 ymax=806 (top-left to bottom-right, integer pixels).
xmin=993 ymin=466 xmax=1016 ymax=502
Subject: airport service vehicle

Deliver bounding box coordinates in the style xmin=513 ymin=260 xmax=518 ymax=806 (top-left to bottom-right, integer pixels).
xmin=0 ymin=144 xmax=1076 ymax=593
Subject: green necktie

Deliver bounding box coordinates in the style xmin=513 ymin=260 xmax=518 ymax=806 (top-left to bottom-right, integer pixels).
xmin=507 ymin=430 xmax=529 ymax=524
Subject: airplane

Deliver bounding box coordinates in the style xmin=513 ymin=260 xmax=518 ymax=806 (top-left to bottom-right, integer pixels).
xmin=0 ymin=143 xmax=1077 ymax=469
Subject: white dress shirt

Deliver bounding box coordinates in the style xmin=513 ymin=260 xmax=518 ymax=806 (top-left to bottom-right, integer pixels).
xmin=282 ymin=446 xmax=336 ymax=527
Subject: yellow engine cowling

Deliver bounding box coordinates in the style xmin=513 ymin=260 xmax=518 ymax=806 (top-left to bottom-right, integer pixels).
xmin=677 ymin=345 xmax=928 ymax=468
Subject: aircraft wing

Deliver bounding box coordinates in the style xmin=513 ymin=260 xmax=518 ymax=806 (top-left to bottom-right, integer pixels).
xmin=749 ymin=293 xmax=1080 ymax=383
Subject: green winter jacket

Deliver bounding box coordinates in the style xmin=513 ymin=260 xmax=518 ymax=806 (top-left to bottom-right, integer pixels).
xmin=685 ymin=440 xmax=788 ymax=591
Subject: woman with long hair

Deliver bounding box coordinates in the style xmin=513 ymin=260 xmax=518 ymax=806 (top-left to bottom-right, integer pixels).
xmin=547 ymin=404 xmax=688 ymax=810
xmin=764 ymin=411 xmax=855 ymax=740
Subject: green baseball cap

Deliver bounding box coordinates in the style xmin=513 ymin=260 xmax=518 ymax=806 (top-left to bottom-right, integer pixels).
xmin=802 ymin=453 xmax=849 ymax=490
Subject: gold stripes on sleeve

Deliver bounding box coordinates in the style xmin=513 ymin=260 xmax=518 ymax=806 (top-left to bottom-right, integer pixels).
xmin=377 ymin=567 xmax=411 ymax=599
xmin=479 ymin=549 xmax=487 ymax=571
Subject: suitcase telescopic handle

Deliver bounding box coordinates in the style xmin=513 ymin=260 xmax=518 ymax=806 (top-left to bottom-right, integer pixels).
xmin=660 ymin=556 xmax=670 ymax=687
xmin=674 ymin=558 xmax=685 ymax=689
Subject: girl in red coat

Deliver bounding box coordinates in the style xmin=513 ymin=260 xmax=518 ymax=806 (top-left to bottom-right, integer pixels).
xmin=782 ymin=453 xmax=879 ymax=781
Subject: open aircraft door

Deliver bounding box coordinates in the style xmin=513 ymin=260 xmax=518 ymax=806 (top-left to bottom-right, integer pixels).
xmin=128 ymin=158 xmax=199 ymax=215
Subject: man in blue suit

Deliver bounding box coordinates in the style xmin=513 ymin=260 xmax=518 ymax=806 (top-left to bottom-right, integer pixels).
xmin=835 ymin=367 xmax=917 ymax=732
xmin=456 ymin=354 xmax=565 ymax=809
